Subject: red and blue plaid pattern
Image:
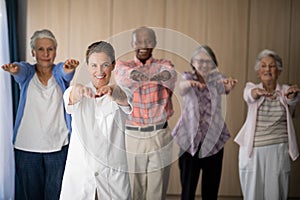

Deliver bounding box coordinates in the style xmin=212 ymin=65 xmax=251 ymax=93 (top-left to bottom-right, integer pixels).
xmin=114 ymin=57 xmax=177 ymax=126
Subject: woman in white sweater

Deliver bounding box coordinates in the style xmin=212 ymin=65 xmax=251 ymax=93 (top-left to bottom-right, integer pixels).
xmin=235 ymin=49 xmax=300 ymax=200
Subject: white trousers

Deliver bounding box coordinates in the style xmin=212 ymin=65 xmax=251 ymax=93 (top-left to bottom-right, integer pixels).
xmin=238 ymin=143 xmax=290 ymax=200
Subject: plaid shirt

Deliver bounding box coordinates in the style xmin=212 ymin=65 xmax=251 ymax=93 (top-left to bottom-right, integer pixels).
xmin=114 ymin=57 xmax=177 ymax=126
xmin=172 ymin=71 xmax=230 ymax=158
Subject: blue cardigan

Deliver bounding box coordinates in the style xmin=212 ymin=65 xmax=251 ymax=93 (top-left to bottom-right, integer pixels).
xmin=12 ymin=61 xmax=74 ymax=143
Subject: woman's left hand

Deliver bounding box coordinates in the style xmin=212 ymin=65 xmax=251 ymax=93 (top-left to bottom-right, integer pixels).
xmin=95 ymin=85 xmax=113 ymax=97
xmin=96 ymin=85 xmax=129 ymax=106
xmin=222 ymin=77 xmax=238 ymax=92
xmin=64 ymin=59 xmax=79 ymax=73
xmin=285 ymin=84 xmax=300 ymax=99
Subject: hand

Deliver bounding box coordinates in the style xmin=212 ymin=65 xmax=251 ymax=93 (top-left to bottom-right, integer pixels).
xmin=130 ymin=70 xmax=149 ymax=81
xmin=69 ymin=84 xmax=93 ymax=104
xmin=179 ymin=80 xmax=206 ymax=95
xmin=111 ymin=85 xmax=129 ymax=106
xmin=222 ymin=77 xmax=238 ymax=92
xmin=189 ymin=80 xmax=206 ymax=89
xmin=285 ymin=84 xmax=300 ymax=99
xmin=95 ymin=85 xmax=113 ymax=98
xmin=150 ymin=70 xmax=171 ymax=82
xmin=251 ymin=88 xmax=273 ymax=99
xmin=64 ymin=59 xmax=79 ymax=73
xmin=1 ymin=63 xmax=19 ymax=75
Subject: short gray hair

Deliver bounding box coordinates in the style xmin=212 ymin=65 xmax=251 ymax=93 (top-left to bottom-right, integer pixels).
xmin=30 ymin=29 xmax=57 ymax=50
xmin=254 ymin=49 xmax=283 ymax=72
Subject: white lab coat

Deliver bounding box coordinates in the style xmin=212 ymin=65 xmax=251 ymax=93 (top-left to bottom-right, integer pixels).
xmin=60 ymin=83 xmax=132 ymax=200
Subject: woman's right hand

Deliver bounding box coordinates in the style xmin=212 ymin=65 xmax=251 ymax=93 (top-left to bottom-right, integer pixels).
xmin=251 ymin=88 xmax=273 ymax=99
xmin=69 ymin=84 xmax=93 ymax=104
xmin=189 ymin=80 xmax=206 ymax=89
xmin=179 ymin=80 xmax=206 ymax=95
xmin=1 ymin=63 xmax=19 ymax=75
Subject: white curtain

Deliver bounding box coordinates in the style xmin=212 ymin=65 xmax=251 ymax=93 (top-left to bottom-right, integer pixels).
xmin=0 ymin=0 xmax=15 ymax=199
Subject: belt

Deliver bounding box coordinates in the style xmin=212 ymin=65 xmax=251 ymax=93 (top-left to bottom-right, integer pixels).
xmin=126 ymin=122 xmax=168 ymax=132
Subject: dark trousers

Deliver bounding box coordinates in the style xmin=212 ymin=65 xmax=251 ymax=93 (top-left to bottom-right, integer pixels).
xmin=179 ymin=148 xmax=224 ymax=200
xmin=14 ymin=145 xmax=68 ymax=200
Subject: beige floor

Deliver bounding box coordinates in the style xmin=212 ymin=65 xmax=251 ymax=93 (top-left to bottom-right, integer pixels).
xmin=166 ymin=196 xmax=300 ymax=200
xmin=165 ymin=195 xmax=243 ymax=200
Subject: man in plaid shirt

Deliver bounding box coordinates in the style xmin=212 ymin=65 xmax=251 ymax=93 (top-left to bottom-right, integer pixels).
xmin=114 ymin=26 xmax=177 ymax=200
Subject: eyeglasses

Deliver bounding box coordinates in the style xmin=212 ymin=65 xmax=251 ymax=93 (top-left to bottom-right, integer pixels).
xmin=193 ymin=59 xmax=215 ymax=67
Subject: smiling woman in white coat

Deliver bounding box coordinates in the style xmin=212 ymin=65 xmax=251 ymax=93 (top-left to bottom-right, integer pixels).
xmin=59 ymin=41 xmax=132 ymax=200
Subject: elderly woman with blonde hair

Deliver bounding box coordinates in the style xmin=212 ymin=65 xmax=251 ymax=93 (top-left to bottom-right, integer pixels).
xmin=235 ymin=49 xmax=300 ymax=200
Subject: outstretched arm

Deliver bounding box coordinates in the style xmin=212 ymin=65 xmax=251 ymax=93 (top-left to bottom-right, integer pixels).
xmin=285 ymin=84 xmax=300 ymax=99
xmin=251 ymin=87 xmax=273 ymax=99
xmin=63 ymin=59 xmax=79 ymax=74
xmin=179 ymin=80 xmax=206 ymax=95
xmin=96 ymin=84 xmax=129 ymax=106
xmin=69 ymin=84 xmax=93 ymax=105
xmin=222 ymin=77 xmax=238 ymax=94
xmin=1 ymin=63 xmax=19 ymax=75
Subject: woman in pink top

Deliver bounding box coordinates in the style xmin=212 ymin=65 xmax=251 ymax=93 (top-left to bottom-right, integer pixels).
xmin=235 ymin=49 xmax=300 ymax=200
